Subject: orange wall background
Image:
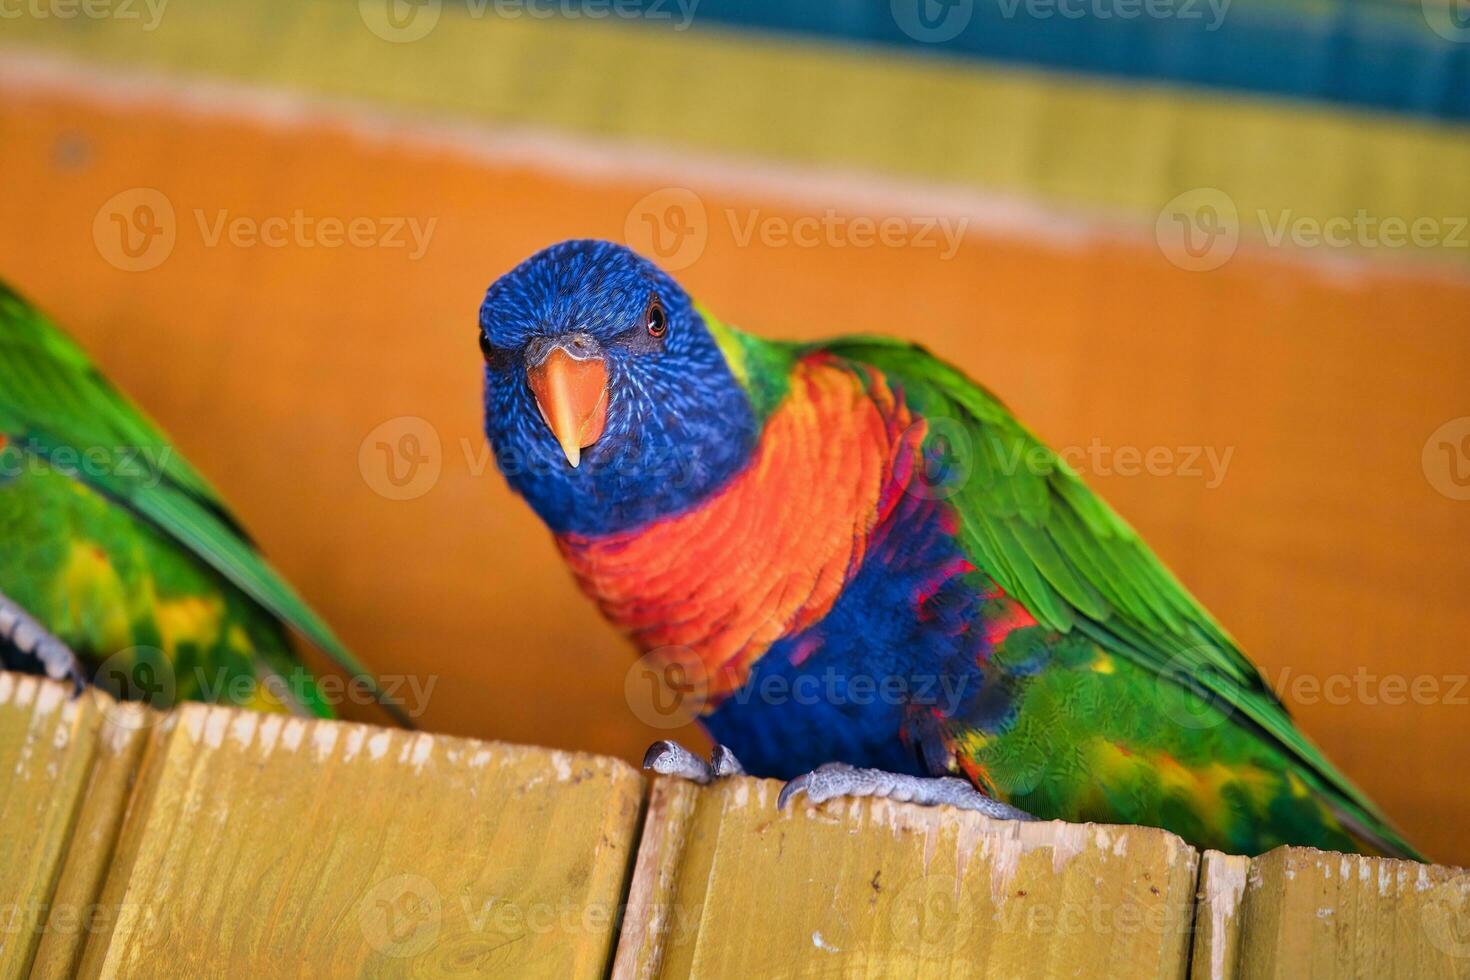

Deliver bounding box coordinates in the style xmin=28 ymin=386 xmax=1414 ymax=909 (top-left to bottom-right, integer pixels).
xmin=2 ymin=80 xmax=1468 ymax=862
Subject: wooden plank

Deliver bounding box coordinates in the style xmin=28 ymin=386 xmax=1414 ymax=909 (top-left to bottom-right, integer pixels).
xmin=8 ymin=669 xmax=1470 ymax=977
xmin=72 ymin=703 xmax=645 ymax=978
xmin=616 ymin=775 xmax=1199 ymax=978
xmin=1190 ymin=850 xmax=1250 ymax=980
xmin=0 ymin=674 xmax=105 ymax=979
xmin=28 ymin=701 xmax=155 ymax=980
xmin=611 ymin=778 xmax=703 ymax=979
xmin=1235 ymin=846 xmax=1470 ymax=979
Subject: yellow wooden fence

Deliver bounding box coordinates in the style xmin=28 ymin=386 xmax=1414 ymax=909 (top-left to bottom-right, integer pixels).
xmin=1 ymin=672 xmax=1467 ymax=978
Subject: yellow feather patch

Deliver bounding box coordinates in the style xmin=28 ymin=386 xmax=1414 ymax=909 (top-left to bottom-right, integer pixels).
xmin=698 ymin=303 xmax=748 ymax=387
xmin=1091 ymin=739 xmax=1277 ymax=825
xmin=154 ymin=594 xmax=225 ymax=657
xmin=226 ymin=624 xmax=254 ymax=655
xmin=242 ymin=672 xmax=292 ymax=714
xmin=54 ymin=541 xmax=132 ymax=651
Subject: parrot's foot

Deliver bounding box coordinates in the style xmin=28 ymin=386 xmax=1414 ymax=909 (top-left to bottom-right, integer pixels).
xmin=0 ymin=590 xmax=86 ymax=695
xmin=777 ymin=762 xmax=1036 ymax=821
xmin=641 ymin=740 xmax=746 ymax=785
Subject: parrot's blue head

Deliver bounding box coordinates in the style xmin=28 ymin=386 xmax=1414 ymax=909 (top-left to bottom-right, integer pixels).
xmin=479 ymin=239 xmax=758 ymax=536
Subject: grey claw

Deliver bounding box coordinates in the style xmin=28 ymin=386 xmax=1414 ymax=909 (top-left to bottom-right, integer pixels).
xmin=47 ymin=640 xmax=88 ymax=697
xmin=777 ymin=765 xmax=861 ymax=811
xmin=642 ymin=740 xmax=713 ymax=784
xmin=641 ymin=739 xmax=676 ymax=770
xmin=776 ymin=773 xmax=809 ymax=810
xmin=710 ymin=744 xmax=745 ymax=778
xmin=0 ymin=591 xmax=87 ymax=696
xmin=642 ymin=741 xmax=748 ymax=785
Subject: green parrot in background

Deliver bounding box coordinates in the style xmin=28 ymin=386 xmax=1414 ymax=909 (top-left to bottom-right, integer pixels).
xmin=0 ymin=281 xmax=396 ymax=721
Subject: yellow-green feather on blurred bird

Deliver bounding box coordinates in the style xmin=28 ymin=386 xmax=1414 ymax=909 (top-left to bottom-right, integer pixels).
xmin=0 ymin=281 xmax=406 ymax=725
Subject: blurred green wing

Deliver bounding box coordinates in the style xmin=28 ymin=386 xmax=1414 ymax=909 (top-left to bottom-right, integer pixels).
xmin=0 ymin=282 xmax=406 ymax=725
xmin=817 ymin=334 xmax=1418 ymax=859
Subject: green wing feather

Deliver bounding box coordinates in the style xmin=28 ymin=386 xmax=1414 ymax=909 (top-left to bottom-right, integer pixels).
xmin=814 ymin=334 xmax=1419 ymax=860
xmin=0 ymin=282 xmax=408 ymax=725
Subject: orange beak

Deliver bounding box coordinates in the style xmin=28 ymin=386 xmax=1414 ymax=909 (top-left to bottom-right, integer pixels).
xmin=526 ymin=346 xmax=609 ymax=468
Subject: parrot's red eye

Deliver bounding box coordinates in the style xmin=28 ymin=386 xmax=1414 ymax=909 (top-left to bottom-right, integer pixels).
xmin=646 ymin=299 xmax=667 ymax=338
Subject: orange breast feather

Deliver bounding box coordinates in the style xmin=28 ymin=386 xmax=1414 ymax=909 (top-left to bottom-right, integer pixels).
xmin=557 ymin=356 xmax=923 ymax=702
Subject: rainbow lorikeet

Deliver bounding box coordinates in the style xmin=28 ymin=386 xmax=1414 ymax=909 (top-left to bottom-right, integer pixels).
xmin=479 ymin=240 xmax=1419 ymax=860
xmin=0 ymin=282 xmax=400 ymax=722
